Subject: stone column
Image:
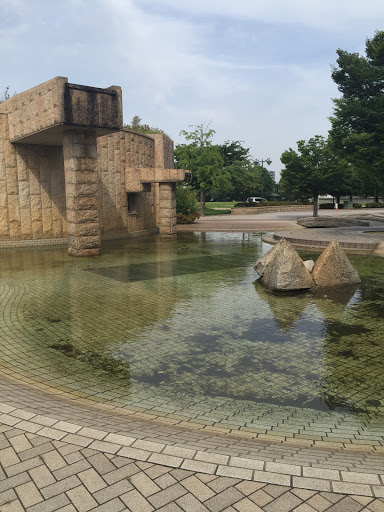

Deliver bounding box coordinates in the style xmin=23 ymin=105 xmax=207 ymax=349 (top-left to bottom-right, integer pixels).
xmin=63 ymin=130 xmax=101 ymax=256
xmin=158 ymin=182 xmax=176 ymax=237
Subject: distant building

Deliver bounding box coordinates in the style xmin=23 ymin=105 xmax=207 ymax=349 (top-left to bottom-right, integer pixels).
xmin=268 ymin=170 xmax=276 ymax=182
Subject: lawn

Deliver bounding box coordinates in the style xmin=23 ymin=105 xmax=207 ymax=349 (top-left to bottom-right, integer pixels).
xmin=205 ymin=201 xmax=237 ymax=209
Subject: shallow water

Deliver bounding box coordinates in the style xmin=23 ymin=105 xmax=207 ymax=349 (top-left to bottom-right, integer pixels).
xmin=1 ymin=232 xmax=384 ymax=438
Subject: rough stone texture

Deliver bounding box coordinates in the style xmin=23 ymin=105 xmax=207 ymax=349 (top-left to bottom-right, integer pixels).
xmin=258 ymin=239 xmax=315 ymax=291
xmin=311 ymin=240 xmax=361 ymax=287
xmin=63 ymin=130 xmax=101 ymax=256
xmin=303 ymin=260 xmax=314 ymax=273
xmin=297 ymin=217 xmax=369 ymax=228
xmin=253 ymin=244 xmax=280 ymax=276
xmin=232 ymin=205 xmax=312 ymax=215
xmin=158 ymin=183 xmax=177 ymax=237
xmin=0 ymin=78 xmax=187 ymax=252
xmin=372 ymin=241 xmax=384 ymax=256
xmin=0 ymin=77 xmax=122 ymax=145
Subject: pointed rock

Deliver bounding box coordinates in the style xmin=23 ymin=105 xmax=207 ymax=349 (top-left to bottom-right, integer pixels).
xmin=312 ymin=240 xmax=361 ymax=287
xmin=254 ymin=243 xmax=280 ymax=276
xmin=258 ymin=239 xmax=315 ymax=291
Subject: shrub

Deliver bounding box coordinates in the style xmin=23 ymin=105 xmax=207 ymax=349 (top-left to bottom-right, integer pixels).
xmin=176 ymin=212 xmax=199 ymax=224
xmin=353 ymin=203 xmax=363 ymax=208
xmin=365 ymin=202 xmax=384 ymax=208
xmin=176 ymin=187 xmax=199 ymax=223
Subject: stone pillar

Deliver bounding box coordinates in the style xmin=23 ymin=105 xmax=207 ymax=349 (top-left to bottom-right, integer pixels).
xmin=63 ymin=130 xmax=101 ymax=256
xmin=158 ymin=182 xmax=176 ymax=237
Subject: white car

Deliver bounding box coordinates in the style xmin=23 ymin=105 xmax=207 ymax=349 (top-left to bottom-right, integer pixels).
xmin=245 ymin=197 xmax=267 ymax=203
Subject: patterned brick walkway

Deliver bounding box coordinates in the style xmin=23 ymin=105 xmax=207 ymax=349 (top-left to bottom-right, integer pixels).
xmin=1 ymin=422 xmax=384 ymax=512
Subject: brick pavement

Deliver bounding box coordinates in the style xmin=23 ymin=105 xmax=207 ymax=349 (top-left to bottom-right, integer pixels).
xmin=1 ymin=421 xmax=384 ymax=512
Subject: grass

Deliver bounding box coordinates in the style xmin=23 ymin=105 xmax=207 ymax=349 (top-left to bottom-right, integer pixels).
xmin=205 ymin=201 xmax=237 ymax=209
xmin=204 ymin=208 xmax=231 ymax=216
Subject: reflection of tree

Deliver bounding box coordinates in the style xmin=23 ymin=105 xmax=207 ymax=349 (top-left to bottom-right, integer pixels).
xmin=253 ymin=280 xmax=312 ymax=331
xmin=317 ymin=281 xmax=384 ymax=416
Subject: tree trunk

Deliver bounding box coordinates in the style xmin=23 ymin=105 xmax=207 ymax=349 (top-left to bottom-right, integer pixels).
xmin=313 ymin=193 xmax=319 ymax=217
xmin=336 ymin=194 xmax=341 ymax=206
xmin=200 ymin=189 xmax=205 ymax=217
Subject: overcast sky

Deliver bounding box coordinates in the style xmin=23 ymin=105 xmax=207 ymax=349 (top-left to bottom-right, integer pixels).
xmin=1 ymin=0 xmax=384 ymax=180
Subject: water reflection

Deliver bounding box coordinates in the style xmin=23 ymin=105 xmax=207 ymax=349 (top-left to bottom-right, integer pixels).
xmin=0 ymin=234 xmax=384 ymax=431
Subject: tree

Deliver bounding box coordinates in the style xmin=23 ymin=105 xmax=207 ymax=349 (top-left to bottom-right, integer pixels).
xmin=124 ymin=115 xmax=166 ymax=135
xmin=280 ymin=136 xmax=336 ymax=216
xmin=330 ymin=31 xmax=384 ymax=187
xmin=175 ymin=123 xmax=229 ymax=216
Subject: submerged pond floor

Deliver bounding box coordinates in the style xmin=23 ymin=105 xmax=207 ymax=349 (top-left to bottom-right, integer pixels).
xmin=1 ymin=232 xmax=384 ymax=444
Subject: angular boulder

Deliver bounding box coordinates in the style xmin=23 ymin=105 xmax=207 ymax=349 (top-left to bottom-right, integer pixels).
xmin=253 ymin=243 xmax=280 ymax=276
xmin=257 ymin=239 xmax=315 ymax=291
xmin=311 ymin=240 xmax=361 ymax=287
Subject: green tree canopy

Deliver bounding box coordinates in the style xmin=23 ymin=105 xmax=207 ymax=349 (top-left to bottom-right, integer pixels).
xmin=175 ymin=123 xmax=228 ymax=215
xmin=280 ymin=136 xmax=339 ymax=216
xmin=330 ymin=30 xmax=384 ymax=186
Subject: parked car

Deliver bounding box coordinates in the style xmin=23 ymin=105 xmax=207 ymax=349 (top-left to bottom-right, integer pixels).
xmin=245 ymin=197 xmax=267 ymax=203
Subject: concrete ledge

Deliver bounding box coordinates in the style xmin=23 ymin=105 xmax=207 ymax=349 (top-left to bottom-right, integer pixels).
xmin=232 ymin=206 xmax=312 ymax=215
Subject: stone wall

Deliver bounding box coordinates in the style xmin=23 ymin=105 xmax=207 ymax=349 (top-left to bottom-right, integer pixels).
xmin=0 ymin=77 xmax=184 ymax=252
xmin=97 ymin=130 xmax=156 ymax=236
xmin=0 ymin=114 xmax=67 ymax=241
xmin=231 ymin=205 xmax=313 ymax=215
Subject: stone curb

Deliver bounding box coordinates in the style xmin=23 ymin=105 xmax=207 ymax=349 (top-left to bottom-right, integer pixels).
xmin=1 ymin=402 xmax=383 ymax=497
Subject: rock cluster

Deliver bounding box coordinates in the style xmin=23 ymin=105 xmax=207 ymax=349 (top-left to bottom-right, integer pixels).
xmin=254 ymin=239 xmax=361 ymax=291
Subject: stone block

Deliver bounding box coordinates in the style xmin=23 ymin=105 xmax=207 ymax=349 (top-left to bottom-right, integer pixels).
xmin=312 ymin=240 xmax=361 ymax=287
xmin=68 ymin=235 xmax=100 ymax=250
xmin=0 ymin=208 xmax=9 ymax=237
xmin=5 ymin=167 xmax=18 ymax=195
xmin=67 ymin=222 xmax=100 ymax=237
xmin=0 ymin=189 xmax=8 ymax=208
xmin=258 ymin=238 xmax=315 ymax=291
xmin=73 ymin=196 xmax=98 ymax=210
xmin=72 ymin=143 xmax=98 ymax=159
xmin=18 ymin=181 xmax=30 ymax=208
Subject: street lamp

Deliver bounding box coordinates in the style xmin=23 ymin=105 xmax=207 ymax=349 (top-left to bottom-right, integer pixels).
xmin=254 ymin=158 xmax=272 ymax=198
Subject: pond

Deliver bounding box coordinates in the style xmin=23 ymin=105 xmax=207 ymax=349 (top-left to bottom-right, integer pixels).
xmin=0 ymin=232 xmax=383 ymax=442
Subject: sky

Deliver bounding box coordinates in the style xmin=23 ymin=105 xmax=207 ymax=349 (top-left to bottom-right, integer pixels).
xmin=1 ymin=0 xmax=384 ymax=180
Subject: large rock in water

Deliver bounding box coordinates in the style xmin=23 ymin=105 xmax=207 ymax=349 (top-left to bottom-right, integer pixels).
xmin=311 ymin=240 xmax=361 ymax=287
xmin=256 ymin=239 xmax=315 ymax=291
xmin=253 ymin=243 xmax=280 ymax=276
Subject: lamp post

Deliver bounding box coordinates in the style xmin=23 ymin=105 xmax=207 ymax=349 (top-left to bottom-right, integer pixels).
xmin=254 ymin=158 xmax=272 ymax=198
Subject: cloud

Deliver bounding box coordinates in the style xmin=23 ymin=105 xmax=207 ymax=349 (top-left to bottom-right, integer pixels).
xmin=137 ymin=0 xmax=384 ymax=32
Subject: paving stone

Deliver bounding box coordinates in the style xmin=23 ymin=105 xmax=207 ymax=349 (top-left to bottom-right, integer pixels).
xmin=204 ymin=487 xmax=244 ymax=512
xmin=263 ymin=490 xmax=302 ymax=511
xmin=176 ymin=492 xmax=210 ymax=511
xmin=120 ymin=489 xmax=155 ymax=511
xmin=325 ymin=496 xmax=365 ymax=511
xmin=181 ymin=475 xmax=216 ymax=501
xmin=148 ymin=483 xmax=188 ymax=509
xmin=66 ymin=485 xmax=98 ymax=511
xmin=93 ymin=479 xmax=133 ymax=504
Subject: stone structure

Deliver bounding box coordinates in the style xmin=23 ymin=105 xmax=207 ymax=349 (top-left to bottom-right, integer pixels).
xmin=255 ymin=239 xmax=361 ymax=291
xmin=297 ymin=217 xmax=369 ymax=228
xmin=0 ymin=77 xmax=188 ymax=255
xmin=231 ymin=205 xmax=312 ymax=215
xmin=254 ymin=238 xmax=314 ymax=291
xmin=311 ymin=240 xmax=361 ymax=287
